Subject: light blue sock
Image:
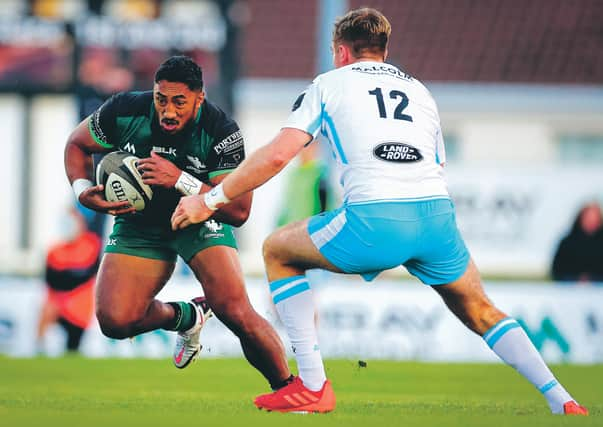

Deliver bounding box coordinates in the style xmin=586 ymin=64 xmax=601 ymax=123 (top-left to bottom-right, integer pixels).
xmin=270 ymin=275 xmax=326 ymax=391
xmin=484 ymin=317 xmax=574 ymax=414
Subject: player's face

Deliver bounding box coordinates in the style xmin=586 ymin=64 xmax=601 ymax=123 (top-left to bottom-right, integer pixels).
xmin=153 ymin=80 xmax=204 ymax=134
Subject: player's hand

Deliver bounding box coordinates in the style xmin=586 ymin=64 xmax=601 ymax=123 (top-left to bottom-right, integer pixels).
xmin=171 ymin=194 xmax=214 ymax=230
xmin=137 ymin=151 xmax=181 ymax=188
xmin=78 ymin=184 xmax=136 ymax=216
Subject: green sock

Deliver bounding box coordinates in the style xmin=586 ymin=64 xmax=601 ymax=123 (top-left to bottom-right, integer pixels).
xmin=166 ymin=302 xmax=196 ymax=331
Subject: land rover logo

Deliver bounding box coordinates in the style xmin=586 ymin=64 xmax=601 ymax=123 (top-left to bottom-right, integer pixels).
xmin=373 ymin=142 xmax=423 ymax=163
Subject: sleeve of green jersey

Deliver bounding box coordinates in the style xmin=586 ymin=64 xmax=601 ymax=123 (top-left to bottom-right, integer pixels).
xmin=88 ymin=115 xmax=114 ymax=148
xmin=88 ymin=94 xmax=124 ymax=149
xmin=206 ymin=124 xmax=246 ymax=177
xmin=208 ymin=168 xmax=235 ymax=179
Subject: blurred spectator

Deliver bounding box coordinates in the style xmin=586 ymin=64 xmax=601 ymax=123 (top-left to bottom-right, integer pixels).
xmin=277 ymin=142 xmax=329 ymax=227
xmin=36 ymin=204 xmax=102 ymax=354
xmin=77 ymin=47 xmax=135 ymax=120
xmin=551 ymin=202 xmax=603 ymax=283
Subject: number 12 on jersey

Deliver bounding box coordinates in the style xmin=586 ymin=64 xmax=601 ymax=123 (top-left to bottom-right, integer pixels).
xmin=368 ymin=87 xmax=413 ymax=122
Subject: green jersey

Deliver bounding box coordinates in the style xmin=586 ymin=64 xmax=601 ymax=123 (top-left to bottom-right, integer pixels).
xmin=88 ymin=91 xmax=245 ymax=228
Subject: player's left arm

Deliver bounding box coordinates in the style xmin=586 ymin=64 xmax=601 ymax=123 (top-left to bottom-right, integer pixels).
xmin=221 ymin=128 xmax=310 ymax=201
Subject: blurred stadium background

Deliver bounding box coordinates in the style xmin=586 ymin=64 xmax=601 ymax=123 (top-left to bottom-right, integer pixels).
xmin=0 ymin=0 xmax=602 ymax=368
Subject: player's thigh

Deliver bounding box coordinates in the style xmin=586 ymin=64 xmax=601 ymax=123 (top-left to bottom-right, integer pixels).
xmin=432 ymin=258 xmax=486 ymax=302
xmin=263 ymin=218 xmax=344 ymax=277
xmin=431 ymin=258 xmax=505 ymax=333
xmin=175 ymin=220 xmax=245 ymax=311
xmin=187 ymin=246 xmax=252 ymax=316
xmin=96 ymin=253 xmax=175 ymax=318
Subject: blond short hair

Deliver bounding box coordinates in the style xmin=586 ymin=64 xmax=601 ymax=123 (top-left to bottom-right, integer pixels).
xmin=332 ymin=8 xmax=391 ymax=57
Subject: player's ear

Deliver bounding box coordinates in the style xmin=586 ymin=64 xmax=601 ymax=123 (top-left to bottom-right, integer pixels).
xmin=336 ymin=44 xmax=345 ymax=61
xmin=338 ymin=43 xmax=352 ymax=65
xmin=197 ymin=90 xmax=205 ymax=108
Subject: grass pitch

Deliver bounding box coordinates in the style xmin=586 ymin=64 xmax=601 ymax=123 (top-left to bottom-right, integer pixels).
xmin=0 ymin=357 xmax=600 ymax=427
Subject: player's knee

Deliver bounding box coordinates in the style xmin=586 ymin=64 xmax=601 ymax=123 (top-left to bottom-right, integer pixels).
xmin=262 ymin=233 xmax=285 ymax=265
xmin=96 ymin=308 xmax=137 ymax=339
xmin=98 ymin=321 xmax=131 ymax=340
xmin=262 ymin=236 xmax=276 ymax=263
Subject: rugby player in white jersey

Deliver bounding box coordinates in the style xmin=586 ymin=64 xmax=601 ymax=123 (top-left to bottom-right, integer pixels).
xmin=170 ymin=8 xmax=588 ymax=415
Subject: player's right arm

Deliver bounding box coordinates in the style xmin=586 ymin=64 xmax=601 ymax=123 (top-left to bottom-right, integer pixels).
xmin=65 ymin=101 xmax=136 ymax=215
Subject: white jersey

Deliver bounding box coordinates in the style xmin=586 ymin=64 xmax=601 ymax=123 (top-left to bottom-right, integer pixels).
xmin=284 ymin=61 xmax=448 ymax=204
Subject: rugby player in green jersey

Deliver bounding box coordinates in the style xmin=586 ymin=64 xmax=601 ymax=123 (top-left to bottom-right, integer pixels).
xmin=64 ymin=56 xmax=292 ymax=392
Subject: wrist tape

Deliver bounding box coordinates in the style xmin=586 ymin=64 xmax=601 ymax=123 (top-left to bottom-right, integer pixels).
xmin=204 ymin=183 xmax=231 ymax=211
xmin=175 ymin=171 xmax=202 ymax=196
xmin=72 ymin=178 xmax=93 ymax=200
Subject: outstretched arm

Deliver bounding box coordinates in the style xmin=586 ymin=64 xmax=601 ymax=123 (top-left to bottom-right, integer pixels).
xmin=171 ymin=128 xmax=311 ymax=230
xmin=224 ymin=128 xmax=310 ymax=199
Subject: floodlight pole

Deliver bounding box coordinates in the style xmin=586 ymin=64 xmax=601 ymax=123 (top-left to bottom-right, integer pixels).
xmin=317 ymin=0 xmax=348 ymax=74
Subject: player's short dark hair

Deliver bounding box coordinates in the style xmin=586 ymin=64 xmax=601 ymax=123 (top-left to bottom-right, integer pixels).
xmin=333 ymin=8 xmax=391 ymax=57
xmin=154 ymin=55 xmax=203 ymax=91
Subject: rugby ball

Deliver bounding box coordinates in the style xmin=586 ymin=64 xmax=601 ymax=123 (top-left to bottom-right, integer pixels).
xmin=96 ymin=151 xmax=153 ymax=211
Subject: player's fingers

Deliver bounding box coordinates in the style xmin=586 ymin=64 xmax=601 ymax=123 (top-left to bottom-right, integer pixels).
xmin=107 ymin=204 xmax=134 ymax=215
xmin=141 ymin=171 xmax=155 ymax=179
xmin=109 ymin=200 xmax=131 ymax=207
xmin=113 ymin=206 xmax=137 ymax=215
xmin=87 ymin=184 xmax=105 ymax=194
xmin=141 ymin=173 xmax=156 ymax=183
xmin=170 ymin=209 xmax=183 ymax=227
xmin=135 ymin=159 xmax=147 ymax=169
xmin=170 ymin=209 xmax=178 ymax=226
xmin=171 ymin=213 xmax=185 ymax=230
xmin=137 ymin=163 xmax=155 ymax=173
xmin=178 ymin=218 xmax=192 ymax=230
xmin=101 ymin=200 xmax=131 ymax=211
xmin=174 ymin=216 xmax=191 ymax=230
